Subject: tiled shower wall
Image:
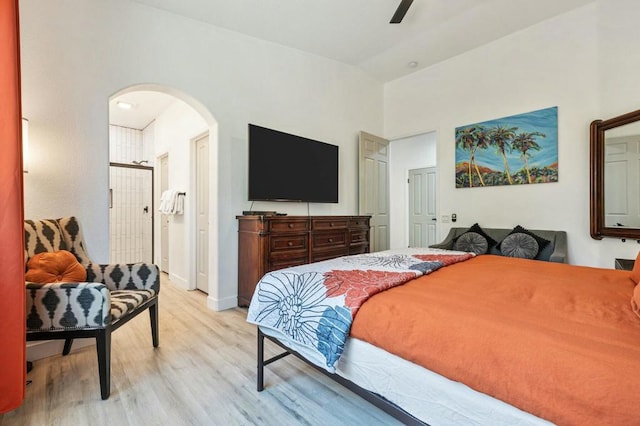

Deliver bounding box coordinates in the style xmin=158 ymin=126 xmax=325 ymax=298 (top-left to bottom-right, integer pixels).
xmin=109 ymin=124 xmax=154 ymax=164
xmin=109 ymin=125 xmax=153 ymax=264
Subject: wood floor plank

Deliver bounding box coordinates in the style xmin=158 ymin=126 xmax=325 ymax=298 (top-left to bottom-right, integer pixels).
xmin=1 ymin=275 xmax=402 ymax=426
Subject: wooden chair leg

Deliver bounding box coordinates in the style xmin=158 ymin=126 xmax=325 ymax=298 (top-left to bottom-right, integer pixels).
xmin=96 ymin=329 xmax=111 ymax=400
xmin=149 ymin=300 xmax=159 ymax=348
xmin=62 ymin=338 xmax=74 ymax=355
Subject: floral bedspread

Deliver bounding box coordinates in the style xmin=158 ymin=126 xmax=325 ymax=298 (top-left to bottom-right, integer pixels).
xmin=246 ymin=248 xmax=474 ymax=372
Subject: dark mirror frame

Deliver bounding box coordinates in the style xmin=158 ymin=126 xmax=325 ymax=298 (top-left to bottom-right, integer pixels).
xmin=590 ymin=108 xmax=640 ymax=240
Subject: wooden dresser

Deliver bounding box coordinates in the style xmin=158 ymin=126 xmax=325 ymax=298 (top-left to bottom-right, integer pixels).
xmin=236 ymin=215 xmax=371 ymax=306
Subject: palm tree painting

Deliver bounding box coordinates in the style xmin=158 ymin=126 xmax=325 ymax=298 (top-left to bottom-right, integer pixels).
xmin=455 ymin=106 xmax=558 ymax=188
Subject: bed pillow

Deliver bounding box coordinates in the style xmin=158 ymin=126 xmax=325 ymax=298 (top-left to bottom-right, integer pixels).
xmin=454 ymin=223 xmax=497 ymax=250
xmin=453 ymin=231 xmax=489 ymax=254
xmin=510 ymin=225 xmax=550 ymax=251
xmin=630 ymin=252 xmax=640 ymax=285
xmin=500 ymin=232 xmax=539 ymax=259
xmin=25 ymin=250 xmax=87 ymax=283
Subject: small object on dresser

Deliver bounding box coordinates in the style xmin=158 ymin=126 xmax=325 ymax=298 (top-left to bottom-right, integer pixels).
xmin=615 ymin=258 xmax=635 ymax=271
xmin=242 ymin=210 xmax=277 ymax=216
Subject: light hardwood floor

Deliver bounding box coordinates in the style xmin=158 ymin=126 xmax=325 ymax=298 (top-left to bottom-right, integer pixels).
xmin=1 ymin=275 xmax=401 ymax=426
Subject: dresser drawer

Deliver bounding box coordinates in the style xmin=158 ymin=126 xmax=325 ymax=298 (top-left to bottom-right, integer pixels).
xmin=348 ymin=218 xmax=369 ymax=229
xmin=349 ymin=243 xmax=369 ymax=255
xmin=350 ymin=230 xmax=368 ymax=245
xmin=311 ymin=247 xmax=349 ymax=263
xmin=312 ymin=230 xmax=347 ymax=249
xmin=270 ymin=234 xmax=308 ymax=252
xmin=312 ymin=218 xmax=349 ymax=231
xmin=268 ymin=255 xmax=308 ymax=272
xmin=270 ymin=219 xmax=309 ymax=233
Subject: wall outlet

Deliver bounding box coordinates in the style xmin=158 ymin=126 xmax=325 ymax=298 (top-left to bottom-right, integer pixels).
xmin=441 ymin=215 xmax=450 ymax=223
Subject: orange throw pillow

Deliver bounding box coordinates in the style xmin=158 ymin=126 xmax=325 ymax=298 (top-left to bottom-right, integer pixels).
xmin=630 ymin=252 xmax=640 ymax=285
xmin=25 ymin=250 xmax=87 ymax=283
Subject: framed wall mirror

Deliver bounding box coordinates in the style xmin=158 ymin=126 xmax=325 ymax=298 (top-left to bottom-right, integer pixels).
xmin=590 ymin=108 xmax=640 ymax=240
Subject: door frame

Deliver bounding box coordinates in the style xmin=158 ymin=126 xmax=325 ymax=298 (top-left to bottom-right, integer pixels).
xmin=109 ymin=161 xmax=154 ymax=263
xmin=157 ymin=153 xmax=169 ymax=273
xmin=387 ymin=131 xmax=438 ymax=249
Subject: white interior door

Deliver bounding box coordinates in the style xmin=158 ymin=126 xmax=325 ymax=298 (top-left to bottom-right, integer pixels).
xmin=359 ymin=131 xmax=390 ymax=252
xmin=160 ymin=154 xmax=169 ymax=273
xmin=408 ymin=167 xmax=437 ymax=247
xmin=195 ymin=134 xmax=209 ymax=293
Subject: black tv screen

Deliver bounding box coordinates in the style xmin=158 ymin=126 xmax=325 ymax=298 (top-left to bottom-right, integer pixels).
xmin=248 ymin=124 xmax=338 ymax=203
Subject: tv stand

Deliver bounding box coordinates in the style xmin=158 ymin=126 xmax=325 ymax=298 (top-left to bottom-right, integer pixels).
xmin=236 ymin=215 xmax=371 ymax=307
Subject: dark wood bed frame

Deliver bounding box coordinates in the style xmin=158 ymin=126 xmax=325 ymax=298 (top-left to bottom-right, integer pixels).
xmin=256 ymin=327 xmax=427 ymax=426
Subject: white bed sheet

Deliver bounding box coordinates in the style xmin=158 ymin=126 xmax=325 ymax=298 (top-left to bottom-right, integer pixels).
xmin=261 ymin=327 xmax=552 ymax=426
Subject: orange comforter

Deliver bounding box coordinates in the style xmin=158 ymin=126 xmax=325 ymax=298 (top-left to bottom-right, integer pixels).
xmin=351 ymin=255 xmax=640 ymax=425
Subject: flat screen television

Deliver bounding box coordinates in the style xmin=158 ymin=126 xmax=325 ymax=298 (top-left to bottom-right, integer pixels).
xmin=248 ymin=124 xmax=339 ymax=203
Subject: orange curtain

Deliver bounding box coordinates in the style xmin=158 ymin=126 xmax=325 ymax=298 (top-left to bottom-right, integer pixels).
xmin=0 ymin=0 xmax=25 ymax=413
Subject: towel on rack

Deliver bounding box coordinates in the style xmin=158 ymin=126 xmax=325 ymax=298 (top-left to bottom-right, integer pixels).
xmin=160 ymin=190 xmax=177 ymax=214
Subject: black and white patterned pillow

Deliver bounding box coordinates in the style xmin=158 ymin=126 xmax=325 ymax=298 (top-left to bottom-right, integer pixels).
xmin=500 ymin=232 xmax=539 ymax=259
xmin=453 ymin=231 xmax=489 ymax=255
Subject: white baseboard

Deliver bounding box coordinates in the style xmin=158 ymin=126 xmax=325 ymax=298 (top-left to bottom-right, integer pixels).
xmin=169 ymin=272 xmax=189 ymax=289
xmin=207 ymin=294 xmax=237 ymax=311
xmin=27 ymin=338 xmax=95 ymax=361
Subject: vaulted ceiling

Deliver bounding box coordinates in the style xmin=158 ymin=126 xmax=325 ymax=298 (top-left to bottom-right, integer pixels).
xmin=113 ymin=0 xmax=594 ymax=128
xmin=130 ymin=0 xmax=594 ymax=82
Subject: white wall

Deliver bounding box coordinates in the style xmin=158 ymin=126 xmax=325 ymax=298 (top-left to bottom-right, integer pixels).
xmin=389 ymin=132 xmax=437 ymax=249
xmin=384 ymin=3 xmax=639 ymax=267
xmin=20 ymin=0 xmax=383 ymax=310
xmin=152 ymin=100 xmax=208 ymax=289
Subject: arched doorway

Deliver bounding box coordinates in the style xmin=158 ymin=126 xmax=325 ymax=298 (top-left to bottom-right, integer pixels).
xmin=108 ymin=84 xmax=219 ymax=301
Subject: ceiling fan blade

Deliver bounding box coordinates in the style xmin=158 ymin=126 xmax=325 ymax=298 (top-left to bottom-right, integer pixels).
xmin=390 ymin=0 xmax=414 ymax=24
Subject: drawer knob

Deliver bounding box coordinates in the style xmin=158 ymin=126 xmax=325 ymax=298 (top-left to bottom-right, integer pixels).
xmin=287 ymin=241 xmax=293 ymax=246
xmin=288 ymin=223 xmax=294 ymax=228
xmin=330 ymin=222 xmax=334 ymax=227
xmin=328 ymin=238 xmax=333 ymax=243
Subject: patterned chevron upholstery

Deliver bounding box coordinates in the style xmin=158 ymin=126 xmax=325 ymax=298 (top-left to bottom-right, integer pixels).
xmin=24 ymin=216 xmax=160 ymax=399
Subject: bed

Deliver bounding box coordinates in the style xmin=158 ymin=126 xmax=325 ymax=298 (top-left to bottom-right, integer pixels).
xmin=247 ymin=248 xmax=640 ymax=425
